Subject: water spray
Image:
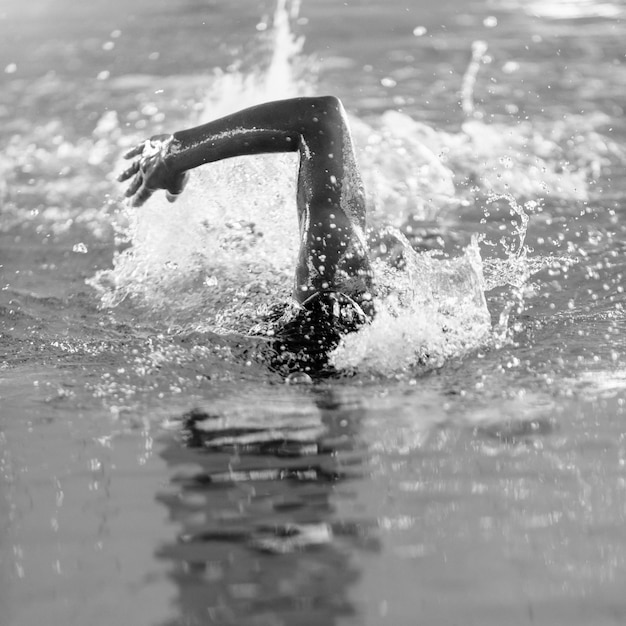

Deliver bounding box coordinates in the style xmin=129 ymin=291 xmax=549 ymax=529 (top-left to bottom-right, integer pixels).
xmin=460 ymin=40 xmax=489 ymax=119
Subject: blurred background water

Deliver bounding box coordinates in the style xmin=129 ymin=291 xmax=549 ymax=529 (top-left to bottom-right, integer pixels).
xmin=2 ymin=0 xmax=626 ymax=624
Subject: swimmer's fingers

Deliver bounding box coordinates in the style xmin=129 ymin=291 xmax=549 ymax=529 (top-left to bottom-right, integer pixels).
xmin=165 ymin=171 xmax=189 ymax=203
xmin=135 ymin=186 xmax=157 ymax=207
xmin=123 ymin=143 xmax=146 ymax=160
xmin=130 ymin=185 xmax=155 ymax=208
xmin=117 ymin=160 xmax=140 ymax=183
xmin=124 ymin=172 xmax=144 ymax=199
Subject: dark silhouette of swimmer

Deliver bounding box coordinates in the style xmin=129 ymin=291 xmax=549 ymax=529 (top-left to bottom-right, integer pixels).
xmin=118 ymin=96 xmax=375 ymax=371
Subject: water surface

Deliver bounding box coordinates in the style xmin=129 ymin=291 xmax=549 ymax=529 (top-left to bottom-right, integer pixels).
xmin=2 ymin=0 xmax=626 ymax=624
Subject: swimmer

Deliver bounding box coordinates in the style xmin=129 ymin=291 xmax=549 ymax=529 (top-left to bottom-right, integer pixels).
xmin=118 ymin=96 xmax=375 ymax=370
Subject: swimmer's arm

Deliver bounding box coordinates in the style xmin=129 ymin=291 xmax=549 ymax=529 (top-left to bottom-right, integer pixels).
xmin=165 ymin=98 xmax=313 ymax=173
xmin=119 ymin=96 xmax=343 ymax=206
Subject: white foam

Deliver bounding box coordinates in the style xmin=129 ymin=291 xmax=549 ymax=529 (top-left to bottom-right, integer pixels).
xmin=84 ymin=1 xmax=622 ymax=374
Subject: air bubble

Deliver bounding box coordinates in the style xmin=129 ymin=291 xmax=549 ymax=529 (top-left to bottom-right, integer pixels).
xmin=285 ymin=372 xmax=313 ymax=385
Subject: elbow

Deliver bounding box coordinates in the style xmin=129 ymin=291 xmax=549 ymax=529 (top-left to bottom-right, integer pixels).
xmin=316 ymin=95 xmax=344 ymax=116
xmin=307 ymin=95 xmax=346 ymax=127
xmin=316 ymin=94 xmax=342 ymax=109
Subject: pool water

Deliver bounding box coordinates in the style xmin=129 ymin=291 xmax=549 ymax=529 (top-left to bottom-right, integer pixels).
xmin=2 ymin=0 xmax=626 ymax=624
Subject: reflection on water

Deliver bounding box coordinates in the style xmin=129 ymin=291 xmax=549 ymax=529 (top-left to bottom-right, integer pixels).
xmin=156 ymin=390 xmax=378 ymax=625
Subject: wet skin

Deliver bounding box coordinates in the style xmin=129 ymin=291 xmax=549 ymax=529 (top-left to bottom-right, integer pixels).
xmin=118 ymin=96 xmax=375 ymax=314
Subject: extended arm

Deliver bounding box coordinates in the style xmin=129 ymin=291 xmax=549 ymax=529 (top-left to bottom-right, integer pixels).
xmin=119 ymin=96 xmax=362 ymax=221
xmin=118 ymin=96 xmax=373 ymax=309
xmin=118 ymin=97 xmax=326 ymax=205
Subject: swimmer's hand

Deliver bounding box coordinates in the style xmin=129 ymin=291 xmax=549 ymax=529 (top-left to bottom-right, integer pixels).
xmin=117 ymin=135 xmax=189 ymax=207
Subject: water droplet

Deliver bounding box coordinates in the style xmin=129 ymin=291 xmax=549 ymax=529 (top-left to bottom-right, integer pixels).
xmin=285 ymin=372 xmax=313 ymax=385
xmin=502 ymin=61 xmax=520 ymax=74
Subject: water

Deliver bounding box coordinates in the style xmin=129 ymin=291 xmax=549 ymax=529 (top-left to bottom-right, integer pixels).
xmin=2 ymin=0 xmax=626 ymax=623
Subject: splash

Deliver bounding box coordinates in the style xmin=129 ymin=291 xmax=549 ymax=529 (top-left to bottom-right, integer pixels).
xmin=481 ymin=193 xmax=538 ymax=291
xmin=197 ymin=0 xmax=312 ymax=121
xmin=90 ymin=0 xmax=312 ymax=330
xmin=359 ymin=107 xmax=618 ymax=208
xmin=85 ymin=4 xmax=622 ymax=375
xmin=332 ymin=231 xmax=491 ymax=375
xmin=0 ymin=110 xmax=121 ymax=238
xmin=461 ymin=40 xmax=489 ymax=119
